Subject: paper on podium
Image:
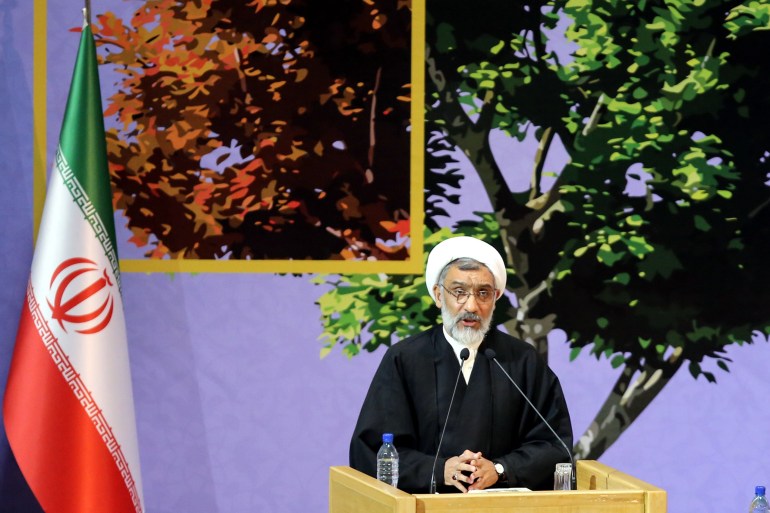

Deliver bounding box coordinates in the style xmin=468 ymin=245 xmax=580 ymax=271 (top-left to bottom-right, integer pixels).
xmin=468 ymin=487 xmax=531 ymax=493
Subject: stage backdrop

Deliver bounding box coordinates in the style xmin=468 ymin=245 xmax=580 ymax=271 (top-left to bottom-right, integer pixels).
xmin=2 ymin=1 xmax=770 ymax=513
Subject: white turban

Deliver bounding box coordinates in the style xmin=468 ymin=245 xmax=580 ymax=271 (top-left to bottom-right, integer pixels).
xmin=425 ymin=236 xmax=507 ymax=300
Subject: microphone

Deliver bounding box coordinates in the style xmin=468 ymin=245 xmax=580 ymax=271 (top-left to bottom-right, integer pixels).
xmin=483 ymin=348 xmax=576 ymax=490
xmin=429 ymin=347 xmax=470 ymax=494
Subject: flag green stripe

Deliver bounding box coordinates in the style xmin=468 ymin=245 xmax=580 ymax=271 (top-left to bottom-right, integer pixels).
xmin=58 ymin=25 xmax=118 ymax=256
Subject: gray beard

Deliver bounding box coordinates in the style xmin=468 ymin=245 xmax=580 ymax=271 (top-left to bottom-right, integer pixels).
xmin=441 ymin=302 xmax=493 ymax=347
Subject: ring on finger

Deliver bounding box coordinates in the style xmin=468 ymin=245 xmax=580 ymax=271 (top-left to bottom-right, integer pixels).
xmin=452 ymin=472 xmax=458 ymax=481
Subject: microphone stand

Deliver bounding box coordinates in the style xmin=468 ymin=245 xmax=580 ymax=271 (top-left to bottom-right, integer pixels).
xmin=429 ymin=348 xmax=469 ymax=493
xmin=484 ymin=349 xmax=576 ymax=490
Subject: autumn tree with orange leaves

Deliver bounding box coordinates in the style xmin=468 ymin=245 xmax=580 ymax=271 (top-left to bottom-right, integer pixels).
xmin=97 ymin=0 xmax=413 ymax=260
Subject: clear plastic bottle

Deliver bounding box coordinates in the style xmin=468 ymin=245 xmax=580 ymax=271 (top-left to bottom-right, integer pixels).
xmin=750 ymin=486 xmax=769 ymax=513
xmin=376 ymin=433 xmax=399 ymax=488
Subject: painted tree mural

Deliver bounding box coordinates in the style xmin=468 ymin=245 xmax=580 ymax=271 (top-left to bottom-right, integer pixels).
xmin=95 ymin=0 xmax=770 ymax=460
xmin=97 ymin=0 xmax=413 ymax=260
xmin=318 ymin=0 xmax=770 ymax=459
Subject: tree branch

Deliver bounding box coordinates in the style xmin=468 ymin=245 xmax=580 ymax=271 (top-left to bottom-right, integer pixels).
xmin=574 ymin=352 xmax=684 ymax=460
xmin=367 ymin=66 xmax=383 ymax=178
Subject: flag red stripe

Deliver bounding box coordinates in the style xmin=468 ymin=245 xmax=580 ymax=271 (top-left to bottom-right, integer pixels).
xmin=3 ymin=303 xmax=137 ymax=513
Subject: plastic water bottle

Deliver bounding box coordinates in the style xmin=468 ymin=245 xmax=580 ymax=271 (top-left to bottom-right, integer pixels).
xmin=376 ymin=433 xmax=399 ymax=487
xmin=751 ymin=486 xmax=769 ymax=513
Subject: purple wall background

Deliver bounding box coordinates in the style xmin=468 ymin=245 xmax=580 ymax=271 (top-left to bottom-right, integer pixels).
xmin=2 ymin=2 xmax=770 ymax=513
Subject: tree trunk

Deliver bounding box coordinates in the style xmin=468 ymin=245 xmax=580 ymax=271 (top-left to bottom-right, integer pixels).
xmin=502 ymin=315 xmax=555 ymax=360
xmin=573 ymin=355 xmax=684 ymax=460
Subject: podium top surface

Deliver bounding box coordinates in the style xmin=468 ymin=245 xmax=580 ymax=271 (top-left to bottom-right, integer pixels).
xmin=329 ymin=461 xmax=666 ymax=513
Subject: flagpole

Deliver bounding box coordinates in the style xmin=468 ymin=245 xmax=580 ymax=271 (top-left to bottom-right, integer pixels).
xmin=84 ymin=0 xmax=91 ymax=28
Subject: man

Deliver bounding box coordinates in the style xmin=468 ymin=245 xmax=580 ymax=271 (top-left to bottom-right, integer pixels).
xmin=349 ymin=236 xmax=573 ymax=493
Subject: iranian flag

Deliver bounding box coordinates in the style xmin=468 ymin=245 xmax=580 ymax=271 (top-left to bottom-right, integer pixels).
xmin=2 ymin=20 xmax=144 ymax=513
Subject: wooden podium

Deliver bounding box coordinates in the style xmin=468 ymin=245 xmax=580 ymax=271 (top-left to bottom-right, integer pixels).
xmin=329 ymin=460 xmax=666 ymax=513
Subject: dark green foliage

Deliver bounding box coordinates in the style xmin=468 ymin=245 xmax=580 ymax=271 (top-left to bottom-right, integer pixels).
xmin=318 ymin=0 xmax=770 ymax=384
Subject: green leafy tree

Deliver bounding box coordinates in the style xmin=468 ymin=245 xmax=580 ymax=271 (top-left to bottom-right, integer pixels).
xmin=317 ymin=0 xmax=770 ymax=459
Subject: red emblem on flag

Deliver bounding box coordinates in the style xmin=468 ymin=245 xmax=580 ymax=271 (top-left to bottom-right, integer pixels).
xmin=47 ymin=257 xmax=115 ymax=334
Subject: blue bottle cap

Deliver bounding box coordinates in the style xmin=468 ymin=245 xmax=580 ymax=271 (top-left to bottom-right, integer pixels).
xmin=757 ymin=486 xmax=766 ymax=496
xmin=382 ymin=433 xmax=394 ymax=443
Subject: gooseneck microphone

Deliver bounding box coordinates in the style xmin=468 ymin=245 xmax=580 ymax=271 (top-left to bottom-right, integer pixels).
xmin=429 ymin=347 xmax=470 ymax=494
xmin=483 ymin=348 xmax=576 ymax=490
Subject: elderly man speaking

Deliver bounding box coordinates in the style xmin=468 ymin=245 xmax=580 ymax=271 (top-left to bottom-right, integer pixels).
xmin=349 ymin=235 xmax=573 ymax=493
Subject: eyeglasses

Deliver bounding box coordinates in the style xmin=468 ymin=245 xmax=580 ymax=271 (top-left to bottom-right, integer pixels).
xmin=441 ymin=284 xmax=496 ymax=305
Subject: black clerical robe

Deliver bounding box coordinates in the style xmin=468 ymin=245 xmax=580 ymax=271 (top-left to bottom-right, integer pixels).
xmin=349 ymin=325 xmax=573 ymax=493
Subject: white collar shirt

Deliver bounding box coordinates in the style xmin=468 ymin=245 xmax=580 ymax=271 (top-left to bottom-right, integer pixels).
xmin=443 ymin=326 xmax=482 ymax=384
